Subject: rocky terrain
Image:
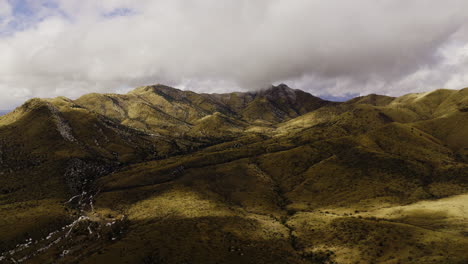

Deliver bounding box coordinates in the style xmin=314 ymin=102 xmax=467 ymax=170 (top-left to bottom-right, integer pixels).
xmin=0 ymin=84 xmax=467 ymax=264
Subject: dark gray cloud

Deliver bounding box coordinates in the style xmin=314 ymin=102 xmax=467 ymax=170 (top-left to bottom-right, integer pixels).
xmin=1 ymin=0 xmax=468 ymax=108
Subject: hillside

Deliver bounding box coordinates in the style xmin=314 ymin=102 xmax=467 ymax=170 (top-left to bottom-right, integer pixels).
xmin=0 ymin=85 xmax=467 ymax=264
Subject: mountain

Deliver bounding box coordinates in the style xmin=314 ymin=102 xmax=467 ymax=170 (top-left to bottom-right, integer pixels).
xmin=0 ymin=85 xmax=467 ymax=264
xmin=74 ymin=84 xmax=329 ymax=136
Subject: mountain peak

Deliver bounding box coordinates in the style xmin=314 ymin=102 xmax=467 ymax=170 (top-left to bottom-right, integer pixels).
xmin=257 ymin=84 xmax=298 ymax=99
xmin=272 ymin=83 xmax=293 ymax=90
xmin=261 ymin=83 xmax=295 ymax=93
xmin=130 ymin=84 xmax=181 ymax=94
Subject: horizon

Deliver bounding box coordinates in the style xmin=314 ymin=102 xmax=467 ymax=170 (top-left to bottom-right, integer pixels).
xmin=1 ymin=83 xmax=466 ymax=113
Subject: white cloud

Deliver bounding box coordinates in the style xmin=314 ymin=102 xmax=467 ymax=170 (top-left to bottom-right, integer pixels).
xmin=0 ymin=0 xmax=12 ymax=29
xmin=0 ymin=0 xmax=468 ymax=108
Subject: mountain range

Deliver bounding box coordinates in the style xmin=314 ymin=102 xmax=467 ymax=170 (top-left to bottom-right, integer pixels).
xmin=0 ymin=84 xmax=467 ymax=264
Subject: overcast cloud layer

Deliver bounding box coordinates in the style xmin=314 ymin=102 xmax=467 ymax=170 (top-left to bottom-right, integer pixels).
xmin=1 ymin=0 xmax=468 ymax=108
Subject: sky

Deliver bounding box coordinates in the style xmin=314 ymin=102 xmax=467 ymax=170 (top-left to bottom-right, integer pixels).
xmin=1 ymin=0 xmax=468 ymax=109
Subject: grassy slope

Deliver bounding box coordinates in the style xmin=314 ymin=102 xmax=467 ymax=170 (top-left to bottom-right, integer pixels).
xmin=0 ymin=86 xmax=467 ymax=263
xmin=0 ymin=97 xmax=204 ymax=253
xmin=83 ymin=96 xmax=467 ymax=263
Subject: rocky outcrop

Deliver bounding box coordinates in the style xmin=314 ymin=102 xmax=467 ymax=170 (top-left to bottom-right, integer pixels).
xmin=64 ymin=158 xmax=116 ymax=195
xmin=46 ymin=104 xmax=76 ymax=142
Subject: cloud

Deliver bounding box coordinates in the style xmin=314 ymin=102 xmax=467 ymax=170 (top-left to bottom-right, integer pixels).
xmin=0 ymin=0 xmax=468 ymax=108
xmin=0 ymin=0 xmax=12 ymax=28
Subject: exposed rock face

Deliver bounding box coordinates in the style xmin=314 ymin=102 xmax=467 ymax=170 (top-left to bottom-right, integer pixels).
xmin=47 ymin=104 xmax=77 ymax=142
